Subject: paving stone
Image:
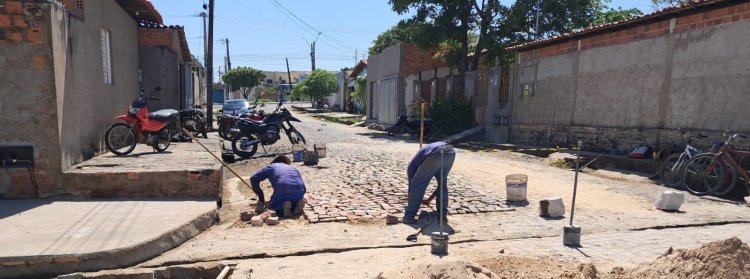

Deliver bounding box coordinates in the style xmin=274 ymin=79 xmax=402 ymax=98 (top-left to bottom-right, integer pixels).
xmin=265 ymin=217 xmax=279 ymax=226
xmin=250 ymin=216 xmax=263 ymax=227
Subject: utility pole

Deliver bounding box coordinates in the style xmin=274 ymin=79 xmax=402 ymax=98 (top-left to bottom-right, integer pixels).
xmin=206 ymin=0 xmax=215 ymax=128
xmin=535 ymin=0 xmax=541 ymax=39
xmin=224 ymin=38 xmax=231 ymax=70
xmin=199 ymin=12 xmax=207 ymax=106
xmin=310 ymin=32 xmax=321 ymax=71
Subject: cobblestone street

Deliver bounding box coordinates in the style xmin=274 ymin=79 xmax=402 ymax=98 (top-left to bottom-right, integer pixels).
xmin=136 ymin=107 xmax=750 ymax=279
xmin=228 ymin=108 xmax=513 ymax=223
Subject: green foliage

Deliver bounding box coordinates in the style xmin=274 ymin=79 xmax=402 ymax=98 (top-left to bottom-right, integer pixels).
xmin=291 ymin=84 xmax=308 ymax=100
xmin=222 ymin=67 xmax=265 ymax=100
xmin=593 ymin=7 xmax=642 ymax=25
xmin=651 ymin=0 xmax=691 ymax=9
xmin=380 ymin=0 xmax=649 ymax=68
xmin=433 ymin=39 xmax=461 ymax=67
xmin=351 ymin=76 xmax=366 ymax=103
xmin=369 ymin=20 xmax=425 ymax=55
xmin=427 ymin=98 xmax=475 ymax=135
xmin=291 ymin=69 xmax=337 ymax=100
xmin=592 ymin=1 xmax=643 ymax=26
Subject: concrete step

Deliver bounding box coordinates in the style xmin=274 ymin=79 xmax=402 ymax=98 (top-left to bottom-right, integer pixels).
xmin=61 ymin=139 xmax=223 ymax=199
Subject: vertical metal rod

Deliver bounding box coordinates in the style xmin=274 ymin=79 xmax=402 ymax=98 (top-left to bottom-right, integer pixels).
xmin=439 ymin=147 xmax=445 ymax=234
xmin=206 ymin=0 xmax=215 ymax=128
xmin=570 ymin=140 xmax=581 ymax=227
xmin=420 ymin=102 xmax=425 ymax=149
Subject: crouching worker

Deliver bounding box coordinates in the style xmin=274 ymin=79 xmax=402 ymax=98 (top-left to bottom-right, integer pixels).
xmin=403 ymin=142 xmax=455 ymax=224
xmin=251 ymin=155 xmax=306 ymax=217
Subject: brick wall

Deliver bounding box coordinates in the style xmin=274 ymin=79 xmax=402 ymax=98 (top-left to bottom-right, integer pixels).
xmin=138 ymin=27 xmax=173 ymax=47
xmin=402 ymin=43 xmax=445 ymax=77
xmin=518 ymin=2 xmax=750 ymax=63
xmin=0 ymin=0 xmax=44 ymax=45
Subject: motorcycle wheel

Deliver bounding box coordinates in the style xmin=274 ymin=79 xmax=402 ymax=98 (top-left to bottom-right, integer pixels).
xmin=104 ymin=123 xmax=137 ymax=156
xmin=218 ymin=122 xmax=232 ymax=140
xmin=231 ymin=133 xmax=259 ymax=159
xmin=153 ymin=128 xmax=171 ymax=153
xmin=287 ymin=128 xmax=307 ymax=145
xmin=183 ymin=117 xmax=202 ymax=138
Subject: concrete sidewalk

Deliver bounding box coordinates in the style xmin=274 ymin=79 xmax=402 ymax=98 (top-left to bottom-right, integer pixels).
xmin=0 ymin=199 xmax=217 ymax=278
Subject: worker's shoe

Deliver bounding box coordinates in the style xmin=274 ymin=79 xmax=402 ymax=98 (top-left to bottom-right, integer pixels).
xmin=402 ymin=215 xmax=418 ymax=224
xmin=254 ymin=201 xmax=266 ymax=213
xmin=293 ymin=199 xmax=306 ymax=216
xmin=282 ymin=201 xmax=293 ymax=217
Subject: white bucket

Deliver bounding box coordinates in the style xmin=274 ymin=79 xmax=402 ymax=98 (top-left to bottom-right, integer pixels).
xmin=314 ymin=143 xmax=327 ymax=158
xmin=505 ymin=174 xmax=528 ymax=202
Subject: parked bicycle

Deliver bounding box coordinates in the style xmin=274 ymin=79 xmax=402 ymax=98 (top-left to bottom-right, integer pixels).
xmin=658 ymin=130 xmax=708 ymax=188
xmin=681 ymin=133 xmax=749 ymax=196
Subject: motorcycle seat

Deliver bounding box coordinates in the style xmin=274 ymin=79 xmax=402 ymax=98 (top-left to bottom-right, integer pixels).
xmin=240 ymin=118 xmax=265 ymax=126
xmin=149 ymin=109 xmax=179 ymax=122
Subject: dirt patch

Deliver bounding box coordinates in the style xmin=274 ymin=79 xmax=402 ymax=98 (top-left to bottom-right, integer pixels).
xmin=376 ymin=260 xmax=499 ymax=279
xmin=478 ymin=256 xmax=599 ymax=279
xmin=621 ymin=237 xmax=750 ymax=279
xmin=478 ymin=237 xmax=750 ymax=279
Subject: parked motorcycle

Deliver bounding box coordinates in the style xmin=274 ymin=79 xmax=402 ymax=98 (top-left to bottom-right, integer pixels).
xmin=180 ymin=104 xmax=208 ymax=138
xmin=104 ymin=87 xmax=178 ymax=155
xmin=386 ymin=110 xmax=434 ymax=139
xmin=218 ymin=101 xmax=267 ymax=140
xmin=231 ymin=101 xmax=306 ymax=159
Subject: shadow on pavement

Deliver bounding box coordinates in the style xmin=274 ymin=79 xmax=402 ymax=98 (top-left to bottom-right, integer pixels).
xmin=0 ymin=199 xmax=52 ymax=219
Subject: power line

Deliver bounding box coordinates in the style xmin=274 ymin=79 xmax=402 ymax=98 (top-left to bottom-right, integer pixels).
xmin=267 ymin=0 xmax=365 ymax=52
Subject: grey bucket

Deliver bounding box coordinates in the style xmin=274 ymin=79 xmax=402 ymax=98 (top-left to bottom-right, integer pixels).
xmin=431 ymin=232 xmax=449 ymax=255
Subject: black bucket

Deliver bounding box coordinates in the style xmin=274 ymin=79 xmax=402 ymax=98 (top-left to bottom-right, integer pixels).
xmin=431 ymin=232 xmax=449 ymax=255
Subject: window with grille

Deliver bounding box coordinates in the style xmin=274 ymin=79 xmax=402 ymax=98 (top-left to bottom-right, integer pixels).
xmin=101 ymin=28 xmax=112 ymax=84
xmin=76 ymin=0 xmax=84 ymax=9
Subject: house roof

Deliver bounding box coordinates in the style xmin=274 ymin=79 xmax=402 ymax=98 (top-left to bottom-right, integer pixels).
xmin=115 ymin=0 xmax=164 ymax=25
xmin=349 ymin=60 xmax=367 ymax=78
xmin=507 ymin=0 xmax=739 ymax=52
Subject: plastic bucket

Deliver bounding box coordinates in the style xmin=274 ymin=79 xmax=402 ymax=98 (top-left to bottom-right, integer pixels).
xmin=431 ymin=232 xmax=449 ymax=255
xmin=292 ymin=144 xmax=304 ymax=162
xmin=505 ymin=174 xmax=528 ymax=202
xmin=314 ymin=143 xmax=327 ymax=158
xmin=303 ymin=150 xmax=319 ymax=165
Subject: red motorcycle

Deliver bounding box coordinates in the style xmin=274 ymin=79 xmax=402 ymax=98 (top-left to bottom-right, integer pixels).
xmin=104 ymin=87 xmax=179 ymax=156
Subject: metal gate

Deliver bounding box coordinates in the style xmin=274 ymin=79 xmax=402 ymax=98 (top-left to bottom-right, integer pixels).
xmin=475 ymin=70 xmax=489 ymax=124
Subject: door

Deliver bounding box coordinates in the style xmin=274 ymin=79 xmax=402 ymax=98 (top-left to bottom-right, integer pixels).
xmin=378 ymin=78 xmax=398 ymax=124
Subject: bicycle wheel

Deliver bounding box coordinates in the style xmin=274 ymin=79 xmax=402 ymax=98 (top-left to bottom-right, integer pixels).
xmin=659 ymin=154 xmax=683 ymax=188
xmin=709 ymin=157 xmax=738 ymax=197
xmin=681 ymin=154 xmax=728 ymax=196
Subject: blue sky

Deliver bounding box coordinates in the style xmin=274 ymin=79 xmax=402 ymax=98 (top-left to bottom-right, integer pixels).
xmin=151 ymin=0 xmax=655 ymax=76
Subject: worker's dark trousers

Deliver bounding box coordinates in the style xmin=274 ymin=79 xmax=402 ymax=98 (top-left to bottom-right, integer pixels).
xmin=404 ymin=147 xmax=455 ymax=219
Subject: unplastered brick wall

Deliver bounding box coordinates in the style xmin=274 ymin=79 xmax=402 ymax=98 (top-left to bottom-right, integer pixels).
xmin=138 ymin=27 xmax=174 ymax=47
xmin=0 ymin=0 xmax=44 ymax=45
xmin=518 ymin=2 xmax=750 ymax=63
xmin=401 ymin=43 xmax=445 ymax=77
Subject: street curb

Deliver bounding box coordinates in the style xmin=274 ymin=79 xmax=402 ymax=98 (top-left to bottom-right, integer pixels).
xmin=0 ymin=209 xmax=219 ymax=279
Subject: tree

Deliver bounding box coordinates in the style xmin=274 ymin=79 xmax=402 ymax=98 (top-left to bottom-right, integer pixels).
xmin=221 ymin=66 xmax=265 ymax=100
xmin=291 ymin=69 xmax=337 ymax=101
xmin=351 ymin=76 xmax=367 ymax=103
xmin=593 ymin=6 xmax=643 ymax=25
xmin=369 ymin=20 xmax=424 ymax=55
xmin=651 ymin=0 xmax=691 ymax=9
xmin=388 ymin=0 xmax=504 ymax=73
